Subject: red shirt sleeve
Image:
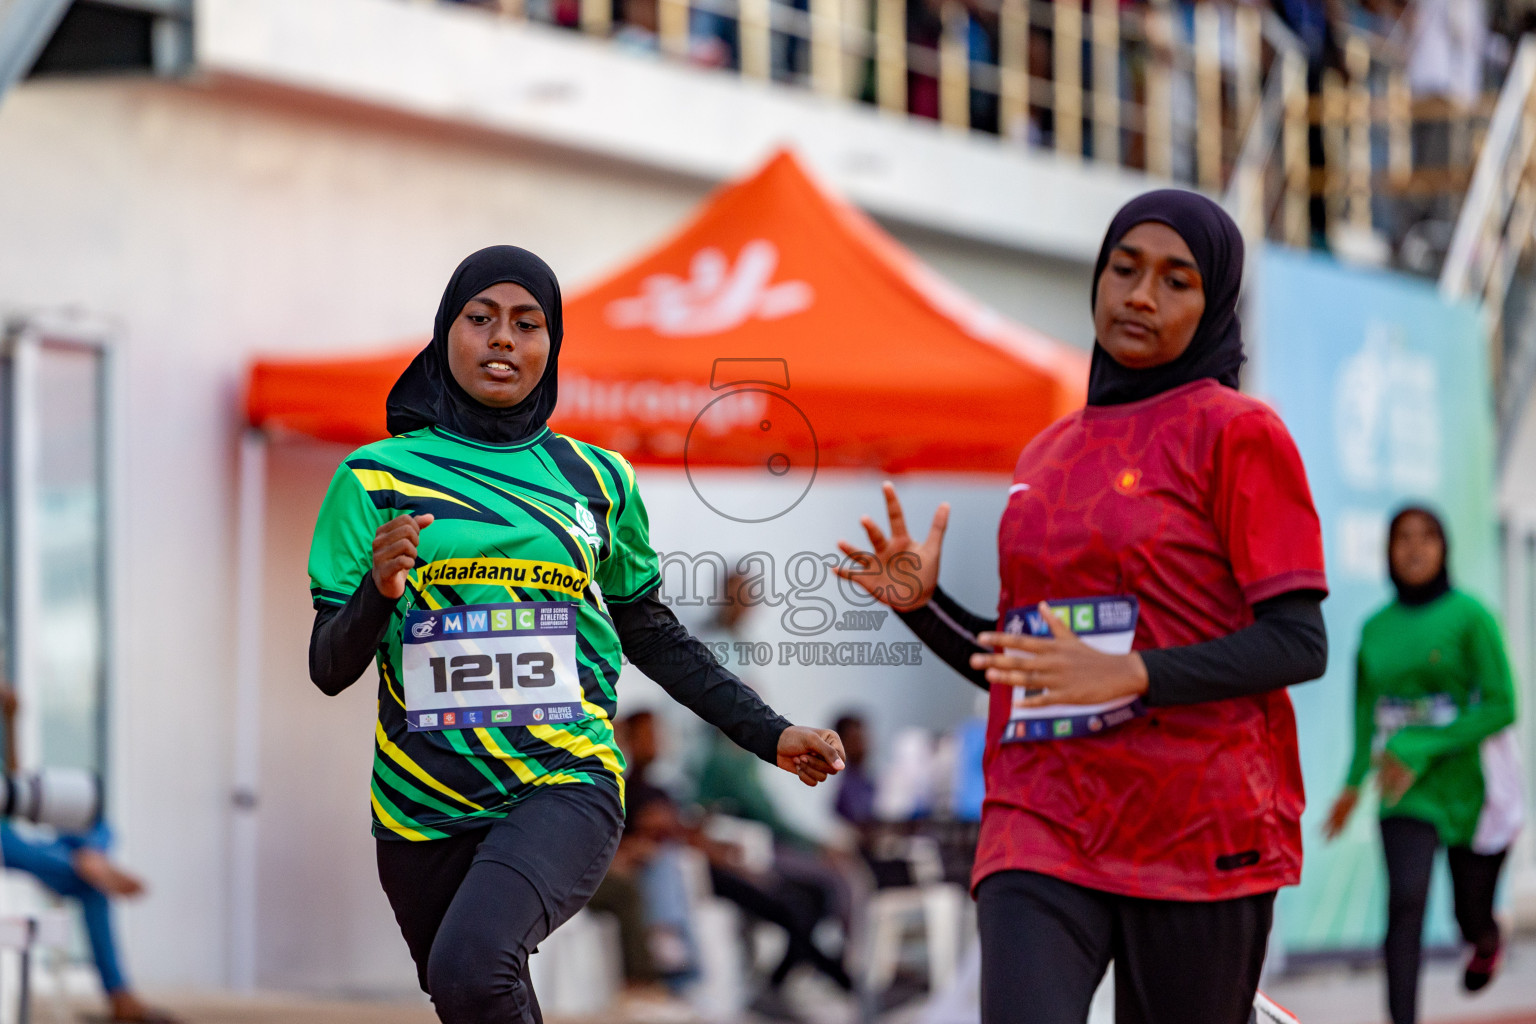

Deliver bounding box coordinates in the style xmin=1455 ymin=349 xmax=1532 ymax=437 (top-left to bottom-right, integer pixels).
xmin=1211 ymin=409 xmax=1328 ymax=604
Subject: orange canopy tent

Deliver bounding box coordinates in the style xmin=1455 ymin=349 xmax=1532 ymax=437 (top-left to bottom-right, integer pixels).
xmin=246 ymin=150 xmax=1086 ymax=473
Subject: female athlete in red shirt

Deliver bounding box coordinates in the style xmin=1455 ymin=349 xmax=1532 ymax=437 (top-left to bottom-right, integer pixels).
xmin=836 ymin=191 xmax=1327 ymax=1024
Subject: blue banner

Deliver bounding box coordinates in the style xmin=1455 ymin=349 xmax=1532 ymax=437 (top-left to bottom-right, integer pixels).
xmin=1254 ymin=246 xmax=1497 ymax=952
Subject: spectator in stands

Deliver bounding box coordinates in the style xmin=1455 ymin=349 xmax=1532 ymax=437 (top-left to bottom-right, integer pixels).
xmin=0 ymin=686 xmax=176 ymax=1023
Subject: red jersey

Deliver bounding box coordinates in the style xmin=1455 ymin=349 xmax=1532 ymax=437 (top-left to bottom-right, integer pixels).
xmin=974 ymin=379 xmax=1327 ymax=901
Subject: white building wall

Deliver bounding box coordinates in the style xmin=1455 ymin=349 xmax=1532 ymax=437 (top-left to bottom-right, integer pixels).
xmin=0 ymin=59 xmax=1126 ymax=989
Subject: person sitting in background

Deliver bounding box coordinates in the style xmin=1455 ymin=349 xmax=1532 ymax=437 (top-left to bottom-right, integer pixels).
xmin=0 ymin=686 xmax=176 ymax=1023
xmin=698 ymin=714 xmax=857 ymax=993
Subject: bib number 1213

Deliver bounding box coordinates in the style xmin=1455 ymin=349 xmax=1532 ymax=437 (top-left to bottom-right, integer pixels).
xmin=402 ymin=601 xmax=583 ymax=732
xmin=430 ymin=652 xmax=556 ymax=692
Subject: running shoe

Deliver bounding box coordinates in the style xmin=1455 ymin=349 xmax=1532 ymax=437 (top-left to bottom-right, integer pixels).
xmin=1250 ymin=989 xmax=1301 ymax=1024
xmin=1463 ymin=941 xmax=1502 ymax=992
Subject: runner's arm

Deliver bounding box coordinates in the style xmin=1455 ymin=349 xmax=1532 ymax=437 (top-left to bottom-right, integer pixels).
xmin=895 ymin=585 xmax=989 ymax=690
xmin=610 ymin=588 xmax=791 ymax=764
xmin=309 ymin=580 xmax=396 ymax=696
xmin=1139 ymin=590 xmax=1327 ymax=706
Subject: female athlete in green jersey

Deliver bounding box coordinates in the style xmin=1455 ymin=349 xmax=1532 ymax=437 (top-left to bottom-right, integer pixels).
xmin=1325 ymin=507 xmax=1520 ymax=1024
xmin=308 ymin=246 xmax=844 ymax=1023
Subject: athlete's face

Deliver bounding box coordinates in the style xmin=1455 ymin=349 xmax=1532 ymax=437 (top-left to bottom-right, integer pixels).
xmin=1389 ymin=512 xmax=1445 ymax=588
xmin=446 ymin=282 xmax=551 ymax=408
xmin=1093 ymin=222 xmax=1206 ymax=370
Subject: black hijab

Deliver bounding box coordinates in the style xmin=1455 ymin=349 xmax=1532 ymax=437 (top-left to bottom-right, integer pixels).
xmin=1388 ymin=506 xmax=1452 ymax=607
xmin=1087 ymin=189 xmax=1246 ymax=406
xmin=385 ymin=246 xmax=563 ymax=444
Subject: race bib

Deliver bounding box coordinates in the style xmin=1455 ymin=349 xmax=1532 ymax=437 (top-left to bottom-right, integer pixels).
xmin=999 ymin=595 xmax=1145 ymax=743
xmin=401 ymin=602 xmax=584 ymax=732
xmin=1373 ymin=693 xmax=1457 ymax=754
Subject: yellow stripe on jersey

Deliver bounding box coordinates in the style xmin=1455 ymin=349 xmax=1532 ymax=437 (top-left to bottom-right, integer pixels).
xmin=352 ymin=468 xmax=479 ymax=510
xmin=371 ymin=788 xmax=435 ymax=841
xmin=375 ymin=720 xmax=485 ymax=811
xmin=564 ymin=439 xmax=620 ymax=540
xmin=527 ymin=724 xmax=626 ymax=803
xmin=513 ymin=493 xmax=597 ymax=576
xmin=466 ymin=478 xmax=597 ymax=578
xmin=473 ymin=728 xmax=584 ymax=787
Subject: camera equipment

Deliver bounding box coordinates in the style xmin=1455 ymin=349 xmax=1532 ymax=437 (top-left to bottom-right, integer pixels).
xmin=0 ymin=768 xmax=100 ymax=833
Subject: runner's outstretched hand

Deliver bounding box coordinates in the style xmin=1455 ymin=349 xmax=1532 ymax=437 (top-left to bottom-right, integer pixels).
xmin=833 ymin=481 xmax=948 ymax=612
xmin=777 ymin=727 xmax=846 ymax=787
xmin=372 ymin=513 xmax=434 ymax=600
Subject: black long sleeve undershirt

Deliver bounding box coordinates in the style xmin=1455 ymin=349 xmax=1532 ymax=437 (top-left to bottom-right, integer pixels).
xmin=607 ymin=589 xmax=791 ymax=763
xmin=309 ymin=578 xmax=397 ymax=697
xmin=896 ymin=585 xmax=1328 ymax=705
xmin=309 ymin=583 xmax=790 ymax=764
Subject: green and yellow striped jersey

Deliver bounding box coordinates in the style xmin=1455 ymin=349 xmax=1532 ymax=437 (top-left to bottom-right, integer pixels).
xmin=307 ymin=425 xmax=659 ymax=840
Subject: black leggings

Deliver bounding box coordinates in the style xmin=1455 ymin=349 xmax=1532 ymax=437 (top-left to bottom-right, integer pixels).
xmin=975 ymin=870 xmax=1274 ymax=1024
xmin=375 ymin=783 xmax=624 ymax=1024
xmin=1380 ymin=816 xmax=1508 ymax=1024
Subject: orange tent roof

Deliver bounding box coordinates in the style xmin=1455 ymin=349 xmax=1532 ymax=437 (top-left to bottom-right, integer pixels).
xmin=246 ymin=150 xmax=1087 ymax=473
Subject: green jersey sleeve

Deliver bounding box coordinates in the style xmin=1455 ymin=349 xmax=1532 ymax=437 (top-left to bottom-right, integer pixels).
xmin=596 ymin=456 xmax=661 ymax=603
xmin=308 ymin=460 xmax=384 ymax=608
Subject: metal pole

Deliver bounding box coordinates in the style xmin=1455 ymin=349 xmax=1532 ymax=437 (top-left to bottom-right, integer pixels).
xmin=1235 ymin=6 xmax=1261 ymax=138
xmin=1145 ymin=0 xmax=1173 ymax=177
xmin=1091 ymin=0 xmax=1118 ymax=164
xmin=580 ymin=0 xmax=611 ymax=37
xmin=1321 ymin=68 xmax=1347 ymax=238
xmin=1346 ymin=35 xmax=1371 ymax=230
xmin=939 ymin=1 xmax=969 ymax=130
xmin=1053 ymin=0 xmax=1082 ymax=159
xmin=999 ymin=0 xmax=1028 ymax=139
xmin=228 ymin=429 xmax=268 ymax=991
xmin=812 ymin=0 xmax=844 ymax=96
xmin=741 ymin=0 xmax=772 ymax=79
xmin=1194 ymin=2 xmax=1221 ymax=190
xmin=875 ymin=0 xmax=905 ymax=111
xmin=1387 ymin=70 xmax=1411 ymax=185
xmin=1282 ymin=49 xmax=1308 ymax=246
xmin=9 ymin=332 xmax=38 ymax=777
xmin=659 ymin=0 xmax=689 ymax=57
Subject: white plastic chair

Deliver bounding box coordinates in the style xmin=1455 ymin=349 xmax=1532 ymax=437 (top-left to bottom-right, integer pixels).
xmin=0 ymin=871 xmax=73 ymax=1024
xmin=674 ymin=845 xmax=750 ymax=1021
xmin=528 ymin=908 xmax=623 ymax=1017
xmin=857 ymin=834 xmax=968 ymax=995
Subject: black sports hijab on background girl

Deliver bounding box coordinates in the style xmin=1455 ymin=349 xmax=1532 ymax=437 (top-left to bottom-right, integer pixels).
xmin=1087 ymin=188 xmax=1247 ymax=407
xmin=386 ymin=245 xmax=563 ymax=443
xmin=1389 ymin=506 xmax=1452 ymax=607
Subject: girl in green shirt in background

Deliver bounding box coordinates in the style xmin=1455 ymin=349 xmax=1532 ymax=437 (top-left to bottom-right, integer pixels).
xmin=1325 ymin=506 xmax=1523 ymax=1024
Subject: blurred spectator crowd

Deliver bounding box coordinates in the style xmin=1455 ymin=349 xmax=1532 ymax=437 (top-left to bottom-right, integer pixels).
xmin=439 ymin=0 xmax=1535 ymax=145
xmin=558 ymin=578 xmax=990 ymax=1020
